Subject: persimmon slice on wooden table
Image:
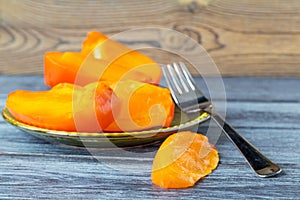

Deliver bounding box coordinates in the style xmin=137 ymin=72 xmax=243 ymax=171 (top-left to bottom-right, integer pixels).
xmin=152 ymin=131 xmax=219 ymax=189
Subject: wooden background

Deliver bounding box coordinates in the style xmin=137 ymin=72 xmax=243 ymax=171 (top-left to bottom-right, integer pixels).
xmin=1 ymin=0 xmax=300 ymax=77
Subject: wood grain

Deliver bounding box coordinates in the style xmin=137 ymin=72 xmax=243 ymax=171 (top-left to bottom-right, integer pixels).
xmin=0 ymin=76 xmax=299 ymax=199
xmin=1 ymin=0 xmax=300 ymax=76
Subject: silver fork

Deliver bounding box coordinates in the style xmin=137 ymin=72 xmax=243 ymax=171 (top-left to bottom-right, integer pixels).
xmin=162 ymin=62 xmax=282 ymax=177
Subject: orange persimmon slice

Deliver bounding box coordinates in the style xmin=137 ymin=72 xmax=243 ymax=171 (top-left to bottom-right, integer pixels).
xmin=44 ymin=31 xmax=162 ymax=87
xmin=102 ymin=80 xmax=175 ymax=132
xmin=6 ymin=82 xmax=118 ymax=132
xmin=152 ymin=132 xmax=219 ymax=189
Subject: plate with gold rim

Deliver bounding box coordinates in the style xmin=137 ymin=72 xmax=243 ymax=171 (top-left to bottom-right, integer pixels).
xmin=1 ymin=107 xmax=210 ymax=148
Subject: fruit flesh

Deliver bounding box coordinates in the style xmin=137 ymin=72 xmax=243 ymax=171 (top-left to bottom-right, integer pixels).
xmin=100 ymin=80 xmax=175 ymax=132
xmin=44 ymin=31 xmax=162 ymax=87
xmin=6 ymin=82 xmax=117 ymax=132
xmin=152 ymin=132 xmax=219 ymax=189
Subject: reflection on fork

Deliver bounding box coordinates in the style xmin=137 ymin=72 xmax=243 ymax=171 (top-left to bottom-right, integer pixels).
xmin=162 ymin=62 xmax=282 ymax=177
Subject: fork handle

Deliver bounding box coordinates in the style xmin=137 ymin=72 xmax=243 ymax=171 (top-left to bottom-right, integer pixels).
xmin=210 ymin=113 xmax=282 ymax=177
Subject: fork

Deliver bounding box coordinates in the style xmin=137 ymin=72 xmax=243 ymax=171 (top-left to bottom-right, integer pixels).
xmin=162 ymin=62 xmax=282 ymax=177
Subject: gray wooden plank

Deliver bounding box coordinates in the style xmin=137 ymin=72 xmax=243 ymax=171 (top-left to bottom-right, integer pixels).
xmin=0 ymin=75 xmax=48 ymax=93
xmin=0 ymin=112 xmax=299 ymax=184
xmin=0 ymin=123 xmax=298 ymax=165
xmin=1 ymin=75 xmax=300 ymax=102
xmin=0 ymin=153 xmax=298 ymax=200
xmin=225 ymin=101 xmax=300 ymax=129
xmin=197 ymin=77 xmax=300 ymax=103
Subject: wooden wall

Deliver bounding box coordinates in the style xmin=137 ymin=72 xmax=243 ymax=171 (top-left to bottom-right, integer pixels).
xmin=1 ymin=0 xmax=300 ymax=77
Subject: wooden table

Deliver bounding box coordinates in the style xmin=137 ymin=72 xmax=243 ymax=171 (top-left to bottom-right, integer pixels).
xmin=0 ymin=75 xmax=299 ymax=199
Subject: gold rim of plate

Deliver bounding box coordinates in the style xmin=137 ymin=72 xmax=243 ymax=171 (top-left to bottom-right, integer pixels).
xmin=1 ymin=107 xmax=210 ymax=147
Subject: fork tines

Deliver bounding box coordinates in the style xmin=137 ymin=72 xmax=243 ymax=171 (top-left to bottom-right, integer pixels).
xmin=162 ymin=62 xmax=210 ymax=113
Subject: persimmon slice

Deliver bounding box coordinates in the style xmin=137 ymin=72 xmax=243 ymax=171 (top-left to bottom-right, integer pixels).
xmin=44 ymin=31 xmax=162 ymax=87
xmin=151 ymin=132 xmax=219 ymax=189
xmin=6 ymin=82 xmax=117 ymax=132
xmin=103 ymin=80 xmax=175 ymax=132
